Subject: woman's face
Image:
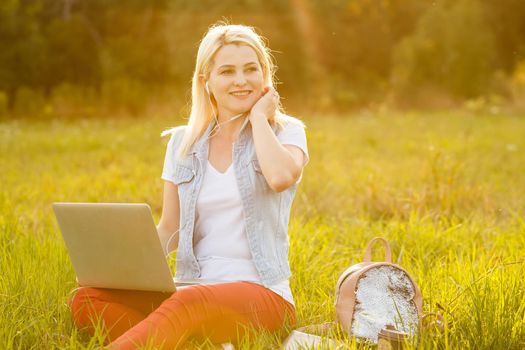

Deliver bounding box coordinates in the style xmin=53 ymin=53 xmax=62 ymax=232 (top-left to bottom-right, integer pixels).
xmin=207 ymin=44 xmax=265 ymax=118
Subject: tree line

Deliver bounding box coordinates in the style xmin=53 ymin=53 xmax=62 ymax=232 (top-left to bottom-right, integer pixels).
xmin=1 ymin=0 xmax=525 ymax=116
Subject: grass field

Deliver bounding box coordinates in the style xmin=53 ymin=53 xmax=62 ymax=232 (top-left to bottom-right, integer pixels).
xmin=1 ymin=111 xmax=524 ymax=349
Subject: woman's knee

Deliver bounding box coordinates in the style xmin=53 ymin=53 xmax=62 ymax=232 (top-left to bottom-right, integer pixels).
xmin=68 ymin=287 xmax=103 ymax=314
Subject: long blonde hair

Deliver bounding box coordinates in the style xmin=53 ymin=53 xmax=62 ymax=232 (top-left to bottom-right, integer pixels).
xmin=162 ymin=22 xmax=284 ymax=158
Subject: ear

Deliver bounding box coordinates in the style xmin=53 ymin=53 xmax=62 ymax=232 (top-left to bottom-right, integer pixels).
xmin=198 ymin=74 xmax=206 ymax=85
xmin=198 ymin=74 xmax=209 ymax=93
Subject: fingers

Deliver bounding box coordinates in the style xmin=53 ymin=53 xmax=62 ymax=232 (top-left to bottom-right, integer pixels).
xmin=262 ymin=86 xmax=279 ymax=99
xmin=272 ymin=89 xmax=280 ymax=105
xmin=250 ymin=87 xmax=279 ymax=122
xmin=264 ymin=86 xmax=279 ymax=101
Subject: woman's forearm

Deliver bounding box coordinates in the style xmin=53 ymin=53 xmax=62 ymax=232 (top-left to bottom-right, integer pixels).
xmin=249 ymin=115 xmax=302 ymax=192
xmin=157 ymin=225 xmax=179 ymax=256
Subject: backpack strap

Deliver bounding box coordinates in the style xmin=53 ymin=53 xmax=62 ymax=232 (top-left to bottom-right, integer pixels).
xmin=363 ymin=237 xmax=392 ymax=263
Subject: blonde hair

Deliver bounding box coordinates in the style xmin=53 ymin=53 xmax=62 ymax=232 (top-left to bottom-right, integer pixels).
xmin=162 ymin=22 xmax=284 ymax=158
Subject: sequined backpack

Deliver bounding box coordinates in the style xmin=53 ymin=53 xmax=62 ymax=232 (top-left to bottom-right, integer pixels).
xmin=334 ymin=237 xmax=423 ymax=343
xmin=284 ymin=238 xmax=426 ymax=349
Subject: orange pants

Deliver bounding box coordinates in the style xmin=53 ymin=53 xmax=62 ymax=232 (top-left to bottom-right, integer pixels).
xmin=68 ymin=281 xmax=296 ymax=349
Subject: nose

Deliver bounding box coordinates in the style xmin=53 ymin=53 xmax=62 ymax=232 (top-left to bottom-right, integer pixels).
xmin=233 ymin=71 xmax=247 ymax=86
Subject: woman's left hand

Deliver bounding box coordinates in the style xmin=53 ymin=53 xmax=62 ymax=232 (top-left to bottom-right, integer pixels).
xmin=249 ymin=86 xmax=280 ymax=123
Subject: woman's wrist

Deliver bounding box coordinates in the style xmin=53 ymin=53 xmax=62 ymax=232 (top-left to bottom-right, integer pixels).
xmin=249 ymin=111 xmax=268 ymax=124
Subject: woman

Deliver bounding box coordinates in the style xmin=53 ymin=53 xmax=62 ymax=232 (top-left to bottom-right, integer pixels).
xmin=68 ymin=23 xmax=309 ymax=349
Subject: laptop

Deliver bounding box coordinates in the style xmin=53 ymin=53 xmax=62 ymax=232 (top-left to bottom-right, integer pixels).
xmin=53 ymin=202 xmax=219 ymax=292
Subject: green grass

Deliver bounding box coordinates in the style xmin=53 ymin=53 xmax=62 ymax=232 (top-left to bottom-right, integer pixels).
xmin=1 ymin=111 xmax=524 ymax=349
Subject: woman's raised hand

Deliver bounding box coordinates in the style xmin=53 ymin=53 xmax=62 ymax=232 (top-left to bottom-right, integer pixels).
xmin=249 ymin=86 xmax=280 ymax=123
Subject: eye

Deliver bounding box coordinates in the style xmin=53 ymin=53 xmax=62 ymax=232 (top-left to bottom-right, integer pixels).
xmin=246 ymin=67 xmax=258 ymax=72
xmin=221 ymin=69 xmax=234 ymax=75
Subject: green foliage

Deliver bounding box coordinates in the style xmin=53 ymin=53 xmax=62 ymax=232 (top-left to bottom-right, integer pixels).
xmin=482 ymin=0 xmax=525 ymax=73
xmin=1 ymin=112 xmax=524 ymax=348
xmin=43 ymin=15 xmax=101 ymax=90
xmin=392 ymin=0 xmax=496 ymax=100
xmin=0 ymin=0 xmax=45 ymax=106
xmin=2 ymin=0 xmax=525 ymax=112
xmin=314 ymin=0 xmax=427 ymax=103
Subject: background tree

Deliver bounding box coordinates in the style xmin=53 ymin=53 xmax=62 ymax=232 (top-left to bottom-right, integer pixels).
xmin=1 ymin=0 xmax=525 ymax=116
xmin=391 ymin=0 xmax=496 ymax=102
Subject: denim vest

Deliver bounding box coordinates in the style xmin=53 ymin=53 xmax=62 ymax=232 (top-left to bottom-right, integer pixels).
xmin=167 ymin=117 xmax=299 ymax=287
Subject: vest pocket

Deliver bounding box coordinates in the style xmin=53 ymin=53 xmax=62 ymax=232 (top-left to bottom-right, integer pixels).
xmin=173 ymin=164 xmax=195 ymax=185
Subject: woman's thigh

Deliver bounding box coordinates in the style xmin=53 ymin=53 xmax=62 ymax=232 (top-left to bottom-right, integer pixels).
xmin=69 ymin=287 xmax=173 ymax=316
xmin=148 ymin=281 xmax=296 ymax=344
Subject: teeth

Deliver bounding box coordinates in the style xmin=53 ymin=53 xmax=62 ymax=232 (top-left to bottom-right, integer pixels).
xmin=231 ymin=91 xmax=251 ymax=96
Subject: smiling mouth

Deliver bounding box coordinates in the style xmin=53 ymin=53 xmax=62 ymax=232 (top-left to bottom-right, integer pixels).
xmin=229 ymin=90 xmax=252 ymax=96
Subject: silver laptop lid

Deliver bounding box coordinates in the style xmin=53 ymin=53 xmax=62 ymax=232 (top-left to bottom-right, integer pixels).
xmin=53 ymin=203 xmax=176 ymax=292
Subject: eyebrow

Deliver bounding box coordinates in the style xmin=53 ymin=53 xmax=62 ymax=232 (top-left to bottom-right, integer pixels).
xmin=217 ymin=62 xmax=258 ymax=69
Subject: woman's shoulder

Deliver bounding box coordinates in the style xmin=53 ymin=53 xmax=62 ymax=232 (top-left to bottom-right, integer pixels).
xmin=276 ymin=113 xmax=306 ymax=130
xmin=161 ymin=125 xmax=187 ymax=139
xmin=161 ymin=125 xmax=187 ymax=146
xmin=160 ymin=125 xmax=189 ymax=159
